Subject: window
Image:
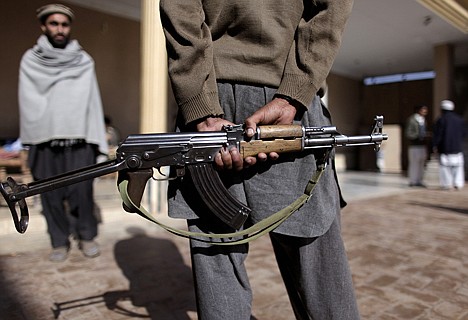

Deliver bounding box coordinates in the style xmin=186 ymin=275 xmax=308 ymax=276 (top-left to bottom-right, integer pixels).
xmin=364 ymin=71 xmax=436 ymax=86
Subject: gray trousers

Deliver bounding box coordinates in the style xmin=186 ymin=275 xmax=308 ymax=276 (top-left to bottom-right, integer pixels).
xmin=169 ymin=83 xmax=359 ymax=319
xmin=188 ymin=212 xmax=359 ymax=320
xmin=408 ymin=145 xmax=427 ymax=185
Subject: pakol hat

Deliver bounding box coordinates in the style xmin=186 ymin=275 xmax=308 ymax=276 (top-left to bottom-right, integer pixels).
xmin=441 ymin=100 xmax=454 ymax=111
xmin=37 ymin=4 xmax=74 ymax=21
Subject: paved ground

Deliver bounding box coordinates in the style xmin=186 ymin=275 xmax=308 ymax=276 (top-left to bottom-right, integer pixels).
xmin=0 ymin=168 xmax=467 ymax=320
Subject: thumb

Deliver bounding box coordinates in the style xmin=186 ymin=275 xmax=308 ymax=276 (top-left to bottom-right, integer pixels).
xmin=244 ymin=108 xmax=267 ymax=137
xmin=244 ymin=117 xmax=259 ymax=138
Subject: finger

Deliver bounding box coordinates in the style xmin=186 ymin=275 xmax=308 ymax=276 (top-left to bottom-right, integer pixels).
xmin=244 ymin=115 xmax=262 ymax=138
xmin=268 ymin=152 xmax=280 ymax=161
xmin=229 ymin=148 xmax=243 ymax=171
xmin=220 ymin=147 xmax=233 ymax=170
xmin=244 ymin=156 xmax=257 ymax=168
xmin=257 ymin=152 xmax=268 ymax=162
xmin=245 ymin=126 xmax=256 ymax=138
xmin=214 ymin=152 xmax=224 ymax=170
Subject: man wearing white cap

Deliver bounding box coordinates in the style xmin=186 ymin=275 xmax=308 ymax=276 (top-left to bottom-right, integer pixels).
xmin=433 ymin=100 xmax=466 ymax=190
xmin=18 ymin=4 xmax=108 ymax=261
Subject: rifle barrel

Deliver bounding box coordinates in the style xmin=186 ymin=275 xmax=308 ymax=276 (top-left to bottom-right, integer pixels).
xmin=304 ymin=133 xmax=388 ymax=149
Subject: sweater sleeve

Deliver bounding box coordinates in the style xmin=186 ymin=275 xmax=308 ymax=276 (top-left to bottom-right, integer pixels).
xmin=160 ymin=0 xmax=223 ymax=125
xmin=276 ymin=0 xmax=354 ymax=108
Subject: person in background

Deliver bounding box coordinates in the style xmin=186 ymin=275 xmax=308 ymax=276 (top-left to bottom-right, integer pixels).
xmin=405 ymin=105 xmax=429 ymax=187
xmin=104 ymin=115 xmax=121 ymax=160
xmin=18 ymin=4 xmax=108 ymax=262
xmin=432 ymin=100 xmax=465 ymax=190
xmin=104 ymin=115 xmax=121 ymax=149
xmin=160 ymin=1 xmax=359 ymax=319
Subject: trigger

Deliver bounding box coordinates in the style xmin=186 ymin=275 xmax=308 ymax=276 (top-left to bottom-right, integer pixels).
xmin=176 ymin=167 xmax=185 ymax=177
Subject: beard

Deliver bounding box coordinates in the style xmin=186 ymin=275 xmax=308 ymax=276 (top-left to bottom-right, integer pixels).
xmin=45 ymin=33 xmax=70 ymax=49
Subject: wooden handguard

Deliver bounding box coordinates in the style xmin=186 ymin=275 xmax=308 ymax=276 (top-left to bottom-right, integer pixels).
xmin=240 ymin=138 xmax=303 ymax=158
xmin=256 ymin=125 xmax=303 ymax=139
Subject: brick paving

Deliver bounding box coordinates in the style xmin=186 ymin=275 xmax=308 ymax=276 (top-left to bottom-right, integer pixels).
xmin=343 ymin=188 xmax=468 ymax=320
xmin=0 ymin=174 xmax=467 ymax=319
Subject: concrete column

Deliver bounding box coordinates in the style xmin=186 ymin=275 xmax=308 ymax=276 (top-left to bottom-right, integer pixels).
xmin=140 ymin=0 xmax=168 ymax=133
xmin=140 ymin=0 xmax=169 ymax=214
xmin=433 ymin=44 xmax=454 ymax=121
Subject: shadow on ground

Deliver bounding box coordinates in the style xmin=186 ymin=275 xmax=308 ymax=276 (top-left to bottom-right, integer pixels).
xmin=408 ymin=200 xmax=468 ymax=215
xmin=53 ymin=227 xmax=197 ymax=319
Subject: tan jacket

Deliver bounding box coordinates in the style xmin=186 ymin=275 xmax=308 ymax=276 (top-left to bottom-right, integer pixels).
xmin=160 ymin=0 xmax=353 ymax=124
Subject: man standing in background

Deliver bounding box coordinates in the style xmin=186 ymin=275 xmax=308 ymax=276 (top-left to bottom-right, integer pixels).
xmin=432 ymin=100 xmax=465 ymax=190
xmin=18 ymin=4 xmax=108 ymax=262
xmin=405 ymin=105 xmax=429 ymax=187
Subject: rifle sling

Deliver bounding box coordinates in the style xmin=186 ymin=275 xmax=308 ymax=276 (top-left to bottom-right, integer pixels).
xmin=118 ymin=166 xmax=325 ymax=245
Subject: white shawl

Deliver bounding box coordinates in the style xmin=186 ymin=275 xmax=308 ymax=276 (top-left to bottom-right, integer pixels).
xmin=19 ymin=35 xmax=108 ymax=155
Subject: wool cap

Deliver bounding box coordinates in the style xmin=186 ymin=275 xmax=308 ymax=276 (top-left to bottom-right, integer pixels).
xmin=37 ymin=4 xmax=74 ymax=21
xmin=441 ymin=100 xmax=454 ymax=111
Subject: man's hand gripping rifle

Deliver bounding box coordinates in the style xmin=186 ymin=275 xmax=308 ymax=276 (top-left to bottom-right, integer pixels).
xmin=1 ymin=116 xmax=388 ymax=234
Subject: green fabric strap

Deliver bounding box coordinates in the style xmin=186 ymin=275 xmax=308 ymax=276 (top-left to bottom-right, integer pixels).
xmin=118 ymin=166 xmax=325 ymax=245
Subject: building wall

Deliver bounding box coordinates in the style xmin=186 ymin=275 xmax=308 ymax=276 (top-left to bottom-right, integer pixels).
xmin=0 ymin=1 xmax=140 ymax=141
xmin=361 ymin=79 xmax=433 ymax=171
xmin=326 ymin=73 xmax=362 ymax=170
xmin=326 ymin=75 xmax=434 ymax=173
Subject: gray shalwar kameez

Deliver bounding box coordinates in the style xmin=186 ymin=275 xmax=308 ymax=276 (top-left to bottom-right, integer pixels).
xmin=168 ymin=83 xmax=360 ymax=320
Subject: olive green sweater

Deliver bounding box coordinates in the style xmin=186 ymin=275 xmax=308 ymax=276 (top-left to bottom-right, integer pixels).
xmin=160 ymin=0 xmax=353 ymax=124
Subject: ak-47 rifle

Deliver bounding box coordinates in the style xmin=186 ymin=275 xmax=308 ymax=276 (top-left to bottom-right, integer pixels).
xmin=1 ymin=116 xmax=388 ymax=234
